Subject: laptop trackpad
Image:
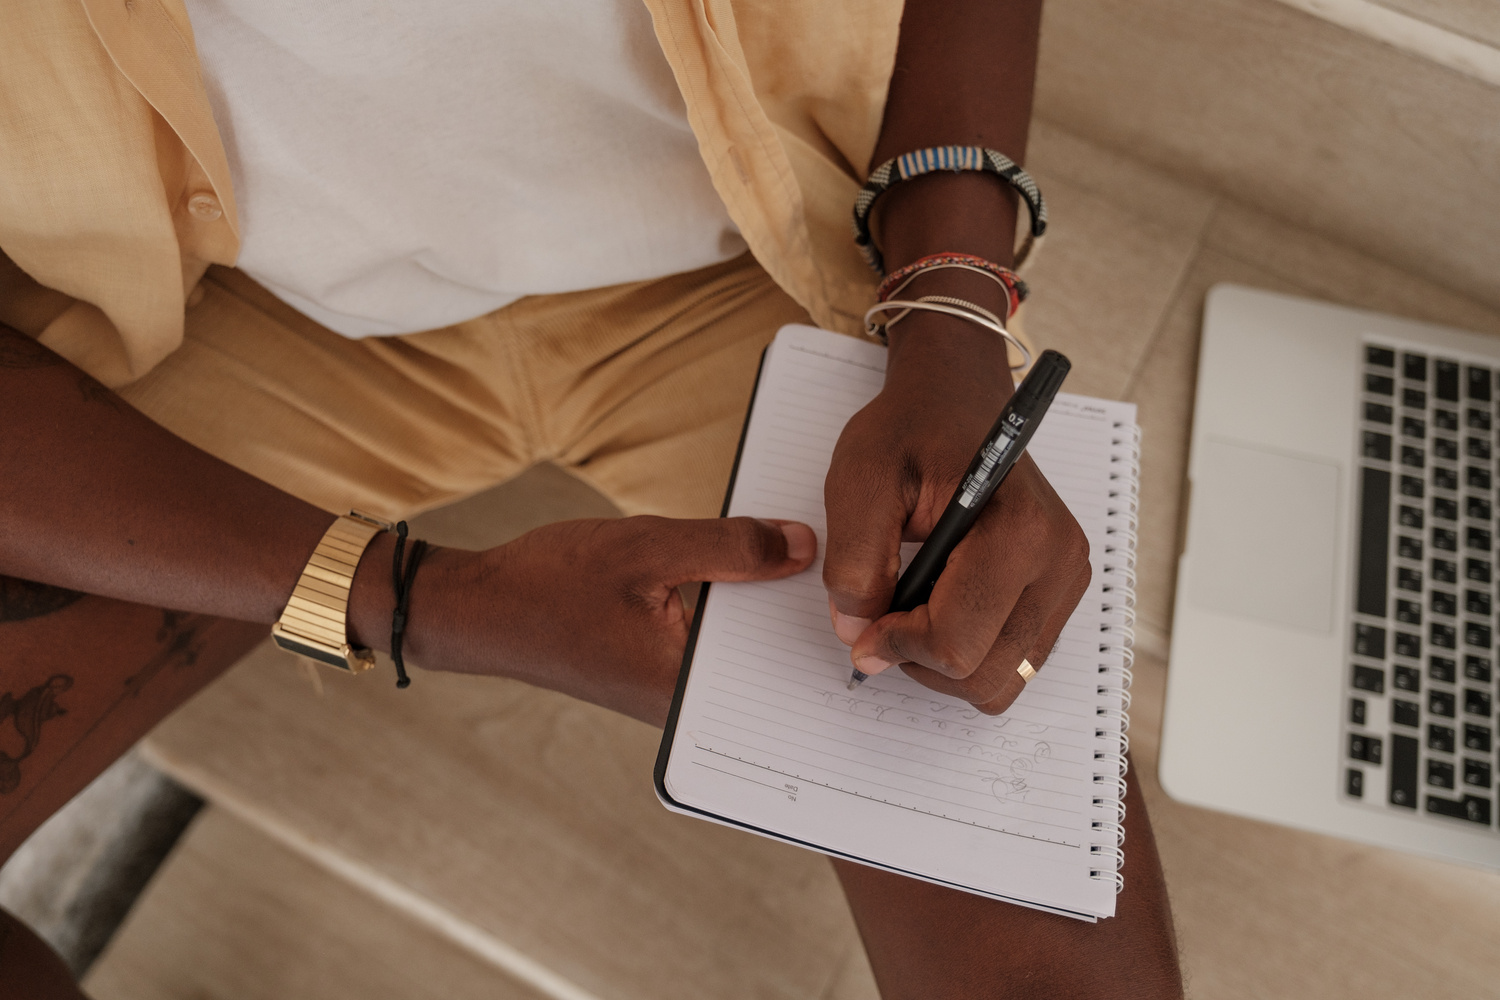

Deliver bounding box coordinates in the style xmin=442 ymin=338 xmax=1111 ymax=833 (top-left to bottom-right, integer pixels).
xmin=1189 ymin=439 xmax=1341 ymax=634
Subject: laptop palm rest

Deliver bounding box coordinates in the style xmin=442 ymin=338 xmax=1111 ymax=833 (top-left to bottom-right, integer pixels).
xmin=1187 ymin=438 xmax=1340 ymax=635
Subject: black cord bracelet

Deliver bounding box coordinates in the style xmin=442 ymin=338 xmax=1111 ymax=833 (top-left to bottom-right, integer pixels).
xmin=390 ymin=521 xmax=428 ymax=689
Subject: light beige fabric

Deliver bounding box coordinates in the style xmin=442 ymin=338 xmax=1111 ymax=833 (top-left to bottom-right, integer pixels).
xmin=119 ymin=254 xmax=809 ymax=521
xmin=0 ymin=0 xmax=901 ymax=388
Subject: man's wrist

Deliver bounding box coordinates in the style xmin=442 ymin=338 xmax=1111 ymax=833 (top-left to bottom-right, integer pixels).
xmin=883 ymin=311 xmax=1014 ymax=407
xmin=870 ymin=170 xmax=1020 ymax=273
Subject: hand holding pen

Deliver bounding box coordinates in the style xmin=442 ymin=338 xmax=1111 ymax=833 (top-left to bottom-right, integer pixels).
xmin=824 ymin=349 xmax=1087 ymax=712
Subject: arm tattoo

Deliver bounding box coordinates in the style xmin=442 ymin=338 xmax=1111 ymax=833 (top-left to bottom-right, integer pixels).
xmin=0 ymin=577 xmax=84 ymax=623
xmin=0 ymin=676 xmax=72 ymax=794
xmin=123 ymin=611 xmax=211 ymax=696
xmin=0 ymin=333 xmax=62 ymax=369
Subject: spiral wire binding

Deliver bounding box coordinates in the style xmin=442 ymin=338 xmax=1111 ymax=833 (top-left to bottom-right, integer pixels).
xmin=1090 ymin=419 xmax=1140 ymax=894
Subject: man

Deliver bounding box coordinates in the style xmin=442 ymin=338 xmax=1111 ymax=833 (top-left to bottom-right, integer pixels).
xmin=0 ymin=0 xmax=1183 ymax=995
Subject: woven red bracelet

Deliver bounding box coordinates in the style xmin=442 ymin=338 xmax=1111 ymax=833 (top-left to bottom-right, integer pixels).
xmin=876 ymin=253 xmax=1028 ymax=321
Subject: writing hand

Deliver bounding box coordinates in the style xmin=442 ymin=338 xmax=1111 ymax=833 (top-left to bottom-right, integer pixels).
xmin=822 ymin=316 xmax=1089 ymax=714
xmin=359 ymin=516 xmax=816 ymax=727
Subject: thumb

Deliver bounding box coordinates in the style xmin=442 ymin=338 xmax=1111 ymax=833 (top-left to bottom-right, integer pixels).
xmin=648 ymin=516 xmax=817 ymax=588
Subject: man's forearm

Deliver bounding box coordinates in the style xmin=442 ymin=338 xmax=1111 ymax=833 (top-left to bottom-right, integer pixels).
xmin=869 ymin=0 xmax=1042 ymax=275
xmin=0 ymin=325 xmax=339 ymax=621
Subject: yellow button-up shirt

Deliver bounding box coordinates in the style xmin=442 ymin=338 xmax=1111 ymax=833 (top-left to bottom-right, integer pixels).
xmin=0 ymin=0 xmax=899 ymax=386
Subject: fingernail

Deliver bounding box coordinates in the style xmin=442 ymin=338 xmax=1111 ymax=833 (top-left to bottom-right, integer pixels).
xmin=854 ymin=653 xmax=897 ymax=676
xmin=779 ymin=522 xmax=816 ymax=562
xmin=833 ymin=611 xmax=873 ymax=645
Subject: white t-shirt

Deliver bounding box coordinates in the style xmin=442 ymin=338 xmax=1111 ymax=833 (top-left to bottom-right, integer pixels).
xmin=184 ymin=0 xmax=747 ymax=338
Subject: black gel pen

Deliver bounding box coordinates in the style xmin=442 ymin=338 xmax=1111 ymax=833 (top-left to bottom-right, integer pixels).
xmin=847 ymin=349 xmax=1072 ymax=690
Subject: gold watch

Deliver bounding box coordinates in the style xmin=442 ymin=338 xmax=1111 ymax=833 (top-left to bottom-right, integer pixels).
xmin=271 ymin=511 xmax=391 ymax=673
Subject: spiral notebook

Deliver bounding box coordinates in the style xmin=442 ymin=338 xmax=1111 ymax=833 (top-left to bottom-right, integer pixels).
xmin=654 ymin=325 xmax=1139 ymax=921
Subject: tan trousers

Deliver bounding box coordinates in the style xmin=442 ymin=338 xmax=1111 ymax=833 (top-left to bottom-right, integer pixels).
xmin=118 ymin=253 xmax=811 ymax=522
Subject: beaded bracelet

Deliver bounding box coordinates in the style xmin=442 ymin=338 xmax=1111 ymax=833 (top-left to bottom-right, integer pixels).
xmin=877 ymin=253 xmax=1029 ymax=320
xmin=853 ymin=146 xmax=1047 ymax=276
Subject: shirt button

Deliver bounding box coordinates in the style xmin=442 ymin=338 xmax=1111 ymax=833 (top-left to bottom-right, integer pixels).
xmin=187 ymin=192 xmax=223 ymax=221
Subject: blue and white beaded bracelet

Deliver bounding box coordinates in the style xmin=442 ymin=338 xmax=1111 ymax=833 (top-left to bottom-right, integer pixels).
xmin=852 ymin=146 xmax=1048 ymax=276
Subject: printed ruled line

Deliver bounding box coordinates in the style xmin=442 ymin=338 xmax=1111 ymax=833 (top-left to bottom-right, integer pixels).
xmin=698 ymin=718 xmax=1084 ymax=832
xmin=695 ymin=745 xmax=1080 ymax=848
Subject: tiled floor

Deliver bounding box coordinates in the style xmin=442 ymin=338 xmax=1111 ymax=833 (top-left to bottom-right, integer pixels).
xmin=96 ymin=118 xmax=1500 ymax=999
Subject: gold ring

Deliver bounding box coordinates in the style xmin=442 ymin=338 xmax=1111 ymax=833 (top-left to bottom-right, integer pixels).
xmin=1016 ymin=658 xmax=1036 ymax=683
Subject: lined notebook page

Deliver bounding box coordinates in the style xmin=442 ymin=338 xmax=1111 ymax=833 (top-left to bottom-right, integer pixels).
xmin=661 ymin=325 xmax=1134 ymax=920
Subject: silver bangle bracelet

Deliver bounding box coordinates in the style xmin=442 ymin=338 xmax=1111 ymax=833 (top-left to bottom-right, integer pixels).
xmin=864 ymin=296 xmax=1032 ymax=370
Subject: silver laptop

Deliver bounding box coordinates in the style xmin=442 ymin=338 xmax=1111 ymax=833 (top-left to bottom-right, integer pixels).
xmin=1162 ymin=284 xmax=1500 ymax=869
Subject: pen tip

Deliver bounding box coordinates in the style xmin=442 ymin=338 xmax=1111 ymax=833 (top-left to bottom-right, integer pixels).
xmin=847 ymin=670 xmax=868 ymax=691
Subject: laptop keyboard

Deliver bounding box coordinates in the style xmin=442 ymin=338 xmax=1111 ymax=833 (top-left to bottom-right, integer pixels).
xmin=1350 ymin=343 xmax=1498 ymax=828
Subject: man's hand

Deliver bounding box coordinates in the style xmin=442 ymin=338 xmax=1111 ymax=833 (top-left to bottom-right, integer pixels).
xmin=375 ymin=516 xmax=816 ymax=727
xmin=823 ymin=315 xmax=1089 ymax=714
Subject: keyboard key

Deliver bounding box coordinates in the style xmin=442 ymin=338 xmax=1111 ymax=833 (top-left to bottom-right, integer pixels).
xmin=1430 ymin=622 xmax=1456 ymax=649
xmin=1356 ymin=467 xmax=1391 ymax=617
xmin=1465 ymin=759 xmax=1493 ymax=788
xmin=1465 ymin=623 xmax=1492 ymax=649
xmin=1394 ymin=664 xmax=1421 ymax=691
xmin=1467 ymin=496 xmax=1492 ymax=520
xmin=1469 ymin=407 xmax=1492 ymax=431
xmin=1401 ymin=475 xmax=1425 ymax=498
xmin=1429 ymin=724 xmax=1457 ymax=753
xmin=1465 ymin=590 xmax=1492 ymax=616
xmin=1366 ymin=402 xmax=1395 ymax=424
xmin=1395 ymin=603 xmax=1422 ymax=629
xmin=1431 ymin=590 xmax=1456 ymax=615
xmin=1467 ymin=796 xmax=1492 ymax=825
xmin=1395 ymin=632 xmax=1421 ymax=657
xmin=1435 ymin=467 xmax=1459 ymax=491
xmin=1434 ymin=496 xmax=1458 ymax=521
xmin=1392 ymin=698 xmax=1421 ymax=727
xmin=1355 ymin=623 xmax=1387 ymax=660
xmin=1465 ymin=689 xmax=1492 ymax=716
xmin=1435 ymin=438 xmax=1459 ymax=461
xmin=1433 ymin=558 xmax=1457 ymax=583
xmin=1353 ymin=665 xmax=1385 ymax=693
xmin=1346 ymin=768 xmax=1364 ymax=798
xmin=1465 ymin=723 xmax=1492 ymax=752
xmin=1397 ymin=567 xmax=1423 ymax=592
xmin=1401 ymin=415 xmax=1425 ymax=437
xmin=1431 ymin=689 xmax=1457 ymax=717
xmin=1398 ymin=536 xmax=1424 ymax=560
xmin=1367 ymin=345 xmax=1396 ymax=367
xmin=1469 ymin=437 xmax=1493 ymax=461
xmin=1468 ymin=466 xmax=1493 ymax=491
xmin=1362 ymin=432 xmax=1392 ymax=460
xmin=1350 ymin=698 xmax=1367 ymax=725
xmin=1428 ymin=759 xmax=1456 ymax=789
xmin=1404 ymin=353 xmax=1427 ymax=380
xmin=1425 ymin=794 xmax=1491 ymax=825
xmin=1465 ymin=655 xmax=1492 ymax=683
xmin=1468 ymin=526 xmax=1493 ymax=551
xmin=1350 ymin=732 xmax=1384 ymax=764
xmin=1437 ymin=360 xmax=1461 ymax=401
xmin=1433 ymin=527 xmax=1458 ymax=551
xmin=1431 ymin=656 xmax=1457 ymax=682
xmin=1398 ymin=505 xmax=1423 ymax=529
xmin=1468 ymin=366 xmax=1492 ymax=402
xmin=1401 ymin=446 xmax=1426 ymax=469
xmin=1403 ymin=387 xmax=1428 ymax=409
xmin=1390 ymin=734 xmax=1417 ymax=806
xmin=1466 ymin=558 xmax=1490 ymax=583
xmin=1426 ymin=792 xmax=1485 ymax=825
xmin=1366 ymin=373 xmax=1395 ymax=395
xmin=1436 ymin=408 xmax=1459 ymax=431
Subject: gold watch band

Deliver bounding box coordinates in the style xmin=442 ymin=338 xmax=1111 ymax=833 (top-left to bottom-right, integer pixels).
xmin=271 ymin=511 xmax=391 ymax=673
